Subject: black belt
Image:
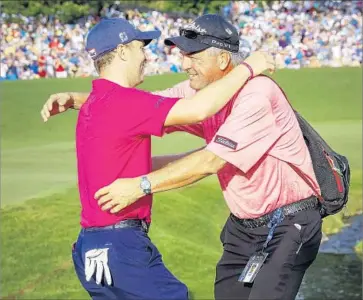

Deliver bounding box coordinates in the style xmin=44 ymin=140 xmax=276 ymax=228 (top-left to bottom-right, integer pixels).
xmin=231 ymin=196 xmax=319 ymax=229
xmin=84 ymin=219 xmax=149 ymax=233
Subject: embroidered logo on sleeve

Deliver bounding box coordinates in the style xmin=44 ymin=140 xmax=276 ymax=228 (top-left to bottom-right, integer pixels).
xmin=155 ymin=97 xmax=166 ymax=108
xmin=214 ymin=135 xmax=238 ymax=150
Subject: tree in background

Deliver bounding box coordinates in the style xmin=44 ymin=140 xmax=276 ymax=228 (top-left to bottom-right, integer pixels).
xmin=0 ymin=0 xmax=234 ymax=23
xmin=0 ymin=0 xmax=273 ymax=23
xmin=1 ymin=0 xmax=113 ymax=23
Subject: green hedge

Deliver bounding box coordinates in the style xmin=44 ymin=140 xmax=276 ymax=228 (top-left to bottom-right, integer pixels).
xmin=0 ymin=0 xmax=112 ymax=23
xmin=0 ymin=0 xmax=274 ymax=24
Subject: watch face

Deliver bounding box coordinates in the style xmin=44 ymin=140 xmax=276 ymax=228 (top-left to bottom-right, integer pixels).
xmin=141 ymin=179 xmax=151 ymax=190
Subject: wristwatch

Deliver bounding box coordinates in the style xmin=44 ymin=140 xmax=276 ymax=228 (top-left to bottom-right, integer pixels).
xmin=140 ymin=176 xmax=152 ymax=195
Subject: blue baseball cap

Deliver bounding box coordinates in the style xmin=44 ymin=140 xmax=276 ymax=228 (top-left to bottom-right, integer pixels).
xmin=85 ymin=18 xmax=161 ymax=60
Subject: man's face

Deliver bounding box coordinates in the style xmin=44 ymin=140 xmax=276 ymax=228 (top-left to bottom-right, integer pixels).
xmin=180 ymin=49 xmax=225 ymax=90
xmin=124 ymin=40 xmax=147 ymax=86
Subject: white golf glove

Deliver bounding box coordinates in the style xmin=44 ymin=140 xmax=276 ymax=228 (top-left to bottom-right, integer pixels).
xmin=85 ymin=248 xmax=112 ymax=285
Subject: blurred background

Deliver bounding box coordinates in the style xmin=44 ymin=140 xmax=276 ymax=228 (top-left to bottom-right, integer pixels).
xmin=1 ymin=0 xmax=362 ymax=80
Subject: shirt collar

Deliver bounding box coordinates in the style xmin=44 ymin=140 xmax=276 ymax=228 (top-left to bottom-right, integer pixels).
xmin=92 ymin=78 xmax=123 ymax=91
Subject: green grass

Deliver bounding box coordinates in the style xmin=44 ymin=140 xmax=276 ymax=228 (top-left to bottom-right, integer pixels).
xmin=1 ymin=67 xmax=362 ymax=299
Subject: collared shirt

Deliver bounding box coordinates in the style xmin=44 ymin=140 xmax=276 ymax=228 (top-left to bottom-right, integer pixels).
xmin=159 ymin=76 xmax=320 ymax=219
xmin=76 ymin=79 xmax=179 ymax=228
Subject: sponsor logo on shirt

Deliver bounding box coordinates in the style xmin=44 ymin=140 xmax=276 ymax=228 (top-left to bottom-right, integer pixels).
xmin=214 ymin=135 xmax=237 ymax=150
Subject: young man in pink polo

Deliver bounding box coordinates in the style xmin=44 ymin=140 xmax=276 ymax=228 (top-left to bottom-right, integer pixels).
xmin=47 ymin=17 xmax=274 ymax=299
xmin=92 ymin=15 xmax=323 ymax=300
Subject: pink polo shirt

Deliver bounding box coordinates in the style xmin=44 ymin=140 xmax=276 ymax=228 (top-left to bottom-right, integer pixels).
xmin=76 ymin=79 xmax=179 ymax=228
xmin=159 ymin=76 xmax=320 ymax=219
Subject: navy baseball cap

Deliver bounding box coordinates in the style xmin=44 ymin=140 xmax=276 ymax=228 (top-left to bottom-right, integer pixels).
xmin=85 ymin=18 xmax=161 ymax=60
xmin=165 ymin=14 xmax=239 ymax=54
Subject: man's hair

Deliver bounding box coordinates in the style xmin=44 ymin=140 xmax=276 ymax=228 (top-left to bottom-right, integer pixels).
xmin=206 ymin=47 xmax=248 ymax=67
xmin=94 ymin=50 xmax=117 ymax=73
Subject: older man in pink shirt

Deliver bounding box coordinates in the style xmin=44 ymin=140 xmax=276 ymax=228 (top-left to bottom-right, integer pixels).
xmin=157 ymin=76 xmax=320 ymax=219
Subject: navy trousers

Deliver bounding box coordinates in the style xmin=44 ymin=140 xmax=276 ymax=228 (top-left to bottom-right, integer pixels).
xmin=72 ymin=225 xmax=189 ymax=300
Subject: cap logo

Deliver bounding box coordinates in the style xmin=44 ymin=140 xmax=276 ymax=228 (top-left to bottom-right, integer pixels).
xmin=225 ymin=28 xmax=233 ymax=35
xmin=211 ymin=39 xmax=232 ymax=49
xmin=88 ymin=48 xmax=97 ymax=58
xmin=184 ymin=22 xmax=207 ymax=34
xmin=119 ymin=32 xmax=128 ymax=43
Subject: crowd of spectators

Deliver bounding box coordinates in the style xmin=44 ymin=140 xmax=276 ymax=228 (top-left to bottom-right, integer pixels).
xmin=1 ymin=1 xmax=361 ymax=81
xmin=1 ymin=16 xmax=98 ymax=80
xmin=224 ymin=1 xmax=362 ymax=69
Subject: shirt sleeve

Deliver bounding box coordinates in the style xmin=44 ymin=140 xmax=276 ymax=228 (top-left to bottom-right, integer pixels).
xmin=163 ymin=123 xmax=205 ymax=138
xmin=152 ymin=80 xmax=193 ymax=98
xmin=130 ymin=89 xmax=180 ymax=137
xmin=206 ymin=91 xmax=280 ymax=174
xmin=152 ymin=80 xmax=205 ymax=138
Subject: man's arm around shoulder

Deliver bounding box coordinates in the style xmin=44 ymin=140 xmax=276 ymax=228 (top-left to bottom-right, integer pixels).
xmin=95 ymin=149 xmax=226 ymax=213
xmin=149 ymin=148 xmax=226 ymax=193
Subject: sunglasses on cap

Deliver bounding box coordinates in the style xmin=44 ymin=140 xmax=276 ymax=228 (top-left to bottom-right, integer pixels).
xmin=179 ymin=29 xmax=209 ymax=39
xmin=179 ymin=28 xmax=239 ymax=53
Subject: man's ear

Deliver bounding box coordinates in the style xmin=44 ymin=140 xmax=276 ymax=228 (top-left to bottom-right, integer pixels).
xmin=116 ymin=44 xmax=127 ymax=61
xmin=218 ymin=51 xmax=231 ymax=71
